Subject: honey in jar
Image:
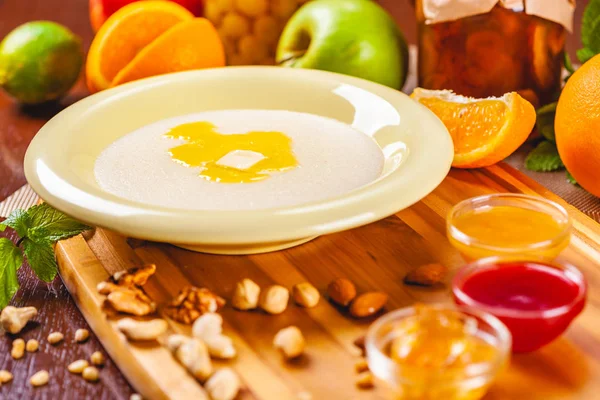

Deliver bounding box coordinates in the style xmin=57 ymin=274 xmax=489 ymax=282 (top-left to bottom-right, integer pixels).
xmin=204 ymin=0 xmax=310 ymax=65
xmin=416 ymin=0 xmax=574 ymax=105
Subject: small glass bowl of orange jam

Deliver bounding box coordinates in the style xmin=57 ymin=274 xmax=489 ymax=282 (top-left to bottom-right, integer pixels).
xmin=447 ymin=194 xmax=571 ymax=261
xmin=366 ymin=304 xmax=511 ymax=400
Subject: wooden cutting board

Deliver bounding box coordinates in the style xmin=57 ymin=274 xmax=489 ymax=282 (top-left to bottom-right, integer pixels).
xmin=54 ymin=164 xmax=600 ymax=400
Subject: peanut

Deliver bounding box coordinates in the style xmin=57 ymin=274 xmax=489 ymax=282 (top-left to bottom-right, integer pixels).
xmin=273 ymin=326 xmax=305 ymax=359
xmin=231 ymin=278 xmax=261 ymax=310
xmin=75 ymin=328 xmax=90 ymax=343
xmin=259 ymin=285 xmax=289 ymax=315
xmin=355 ymin=371 xmax=374 ymax=389
xmin=327 ymin=278 xmax=356 ymax=306
xmin=47 ymin=331 xmax=64 ymax=345
xmin=292 ymin=282 xmax=320 ymax=308
xmin=30 ymin=370 xmax=49 ymax=387
xmin=205 ymin=368 xmax=241 ymax=400
xmin=11 ymin=338 xmax=25 ymax=359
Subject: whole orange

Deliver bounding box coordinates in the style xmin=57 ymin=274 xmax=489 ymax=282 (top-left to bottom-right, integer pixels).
xmin=555 ymin=54 xmax=600 ymax=197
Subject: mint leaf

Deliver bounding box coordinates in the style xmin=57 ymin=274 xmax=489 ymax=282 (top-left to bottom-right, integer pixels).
xmin=0 ymin=238 xmax=24 ymax=309
xmin=23 ymin=236 xmax=58 ymax=283
xmin=525 ymin=141 xmax=565 ymax=172
xmin=577 ymin=47 xmax=596 ymax=64
xmin=536 ymin=102 xmax=557 ymax=142
xmin=566 ymin=170 xmax=579 ymax=185
xmin=564 ymin=53 xmax=576 ymax=74
xmin=26 ymin=203 xmax=90 ymax=242
xmin=0 ymin=224 xmax=5 ymax=232
xmin=581 ymin=0 xmax=600 ymax=53
xmin=2 ymin=209 xmax=31 ymax=238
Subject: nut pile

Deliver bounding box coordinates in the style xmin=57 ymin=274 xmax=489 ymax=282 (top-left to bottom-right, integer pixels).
xmin=231 ymin=278 xmax=320 ymax=315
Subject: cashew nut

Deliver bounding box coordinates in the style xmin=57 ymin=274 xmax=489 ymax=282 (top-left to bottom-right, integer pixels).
xmin=117 ymin=318 xmax=168 ymax=341
xmin=175 ymin=337 xmax=213 ymax=382
xmin=192 ymin=313 xmax=236 ymax=359
xmin=1 ymin=306 xmax=37 ymax=334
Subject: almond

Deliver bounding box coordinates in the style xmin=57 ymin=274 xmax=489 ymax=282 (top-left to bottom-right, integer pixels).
xmin=349 ymin=292 xmax=388 ymax=318
xmin=404 ymin=263 xmax=448 ymax=286
xmin=327 ymin=278 xmax=356 ymax=307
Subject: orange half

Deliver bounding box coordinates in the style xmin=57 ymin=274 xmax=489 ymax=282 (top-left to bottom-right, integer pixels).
xmin=111 ymin=18 xmax=225 ymax=87
xmin=86 ymin=0 xmax=194 ymax=93
xmin=412 ymin=88 xmax=536 ymax=168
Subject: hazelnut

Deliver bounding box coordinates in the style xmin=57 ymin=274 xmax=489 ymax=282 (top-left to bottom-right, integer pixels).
xmin=273 ymin=326 xmax=305 ymax=359
xmin=292 ymin=282 xmax=320 ymax=308
xmin=231 ymin=278 xmax=261 ymax=310
xmin=259 ymin=285 xmax=289 ymax=315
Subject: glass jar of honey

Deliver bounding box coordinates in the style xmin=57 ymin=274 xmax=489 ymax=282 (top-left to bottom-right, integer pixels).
xmin=416 ymin=0 xmax=574 ymax=106
xmin=204 ymin=0 xmax=309 ymax=66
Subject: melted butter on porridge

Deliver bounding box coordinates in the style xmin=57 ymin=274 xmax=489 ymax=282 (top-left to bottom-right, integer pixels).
xmin=165 ymin=121 xmax=298 ymax=183
xmin=94 ymin=110 xmax=384 ymax=210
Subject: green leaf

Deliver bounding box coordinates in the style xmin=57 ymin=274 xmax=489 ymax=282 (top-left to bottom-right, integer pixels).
xmin=2 ymin=209 xmax=31 ymax=238
xmin=525 ymin=141 xmax=565 ymax=172
xmin=577 ymin=47 xmax=597 ymax=64
xmin=581 ymin=0 xmax=600 ymax=52
xmin=536 ymin=102 xmax=557 ymax=142
xmin=22 ymin=236 xmax=58 ymax=283
xmin=26 ymin=203 xmax=90 ymax=242
xmin=0 ymin=223 xmax=6 ymax=232
xmin=566 ymin=170 xmax=579 ymax=185
xmin=564 ymin=52 xmax=576 ymax=74
xmin=0 ymin=238 xmax=24 ymax=309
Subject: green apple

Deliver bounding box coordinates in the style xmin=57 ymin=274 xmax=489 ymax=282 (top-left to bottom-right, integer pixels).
xmin=277 ymin=0 xmax=408 ymax=90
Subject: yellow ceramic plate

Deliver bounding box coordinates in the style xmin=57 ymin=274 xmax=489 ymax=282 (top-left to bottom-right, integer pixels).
xmin=24 ymin=67 xmax=452 ymax=254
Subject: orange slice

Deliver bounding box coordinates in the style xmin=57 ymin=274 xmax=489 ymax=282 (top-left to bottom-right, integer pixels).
xmin=111 ymin=18 xmax=225 ymax=87
xmin=86 ymin=1 xmax=194 ymax=93
xmin=412 ymin=88 xmax=536 ymax=168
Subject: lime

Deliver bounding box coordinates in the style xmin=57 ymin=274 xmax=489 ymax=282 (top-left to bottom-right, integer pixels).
xmin=0 ymin=21 xmax=84 ymax=104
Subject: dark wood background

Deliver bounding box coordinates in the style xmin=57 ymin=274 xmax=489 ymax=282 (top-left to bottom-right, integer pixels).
xmin=0 ymin=0 xmax=587 ymax=398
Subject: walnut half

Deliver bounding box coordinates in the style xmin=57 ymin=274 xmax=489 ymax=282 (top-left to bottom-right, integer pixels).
xmin=164 ymin=287 xmax=225 ymax=325
xmin=96 ymin=264 xmax=157 ymax=317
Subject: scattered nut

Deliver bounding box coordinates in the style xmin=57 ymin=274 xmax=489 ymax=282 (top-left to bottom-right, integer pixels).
xmin=327 ymin=278 xmax=356 ymax=307
xmin=292 ymin=282 xmax=320 ymax=308
xmin=355 ymin=358 xmax=369 ymax=373
xmin=82 ymin=366 xmax=100 ymax=382
xmin=165 ymin=334 xmax=189 ymax=353
xmin=97 ymin=265 xmax=157 ymax=317
xmin=75 ymin=328 xmax=90 ymax=343
xmin=117 ymin=318 xmax=168 ymax=341
xmin=68 ymin=360 xmax=89 ymax=374
xmin=164 ymin=286 xmax=225 ymax=325
xmin=259 ymin=285 xmax=289 ymax=315
xmin=349 ymin=292 xmax=388 ymax=318
xmin=192 ymin=313 xmax=236 ymax=359
xmin=0 ymin=370 xmax=13 ymax=384
xmin=130 ymin=394 xmax=143 ymax=400
xmin=112 ymin=264 xmax=156 ymax=287
xmin=175 ymin=337 xmax=213 ymax=382
xmin=353 ymin=336 xmax=366 ymax=355
xmin=273 ymin=326 xmax=305 ymax=359
xmin=205 ymin=368 xmax=241 ymax=400
xmin=11 ymin=338 xmax=25 ymax=359
xmin=29 ymin=370 xmax=49 ymax=387
xmin=355 ymin=371 xmax=374 ymax=389
xmin=1 ymin=306 xmax=37 ymax=334
xmin=48 ymin=331 xmax=64 ymax=345
xmin=26 ymin=339 xmax=39 ymax=352
xmin=404 ymin=263 xmax=448 ymax=286
xmin=90 ymin=351 xmax=105 ymax=366
xmin=231 ymin=278 xmax=261 ymax=310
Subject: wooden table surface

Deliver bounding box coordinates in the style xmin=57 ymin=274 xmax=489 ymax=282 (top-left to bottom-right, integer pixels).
xmin=0 ymin=0 xmax=590 ymax=399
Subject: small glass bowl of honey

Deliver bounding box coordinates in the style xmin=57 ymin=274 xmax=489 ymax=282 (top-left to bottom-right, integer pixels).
xmin=365 ymin=304 xmax=511 ymax=400
xmin=447 ymin=194 xmax=571 ymax=261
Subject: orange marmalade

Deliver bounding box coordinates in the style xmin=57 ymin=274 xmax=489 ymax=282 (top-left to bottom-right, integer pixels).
xmin=381 ymin=305 xmax=504 ymax=400
xmin=447 ymin=195 xmax=570 ymax=260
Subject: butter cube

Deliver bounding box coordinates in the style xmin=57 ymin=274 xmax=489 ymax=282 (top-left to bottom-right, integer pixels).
xmin=216 ymin=150 xmax=266 ymax=170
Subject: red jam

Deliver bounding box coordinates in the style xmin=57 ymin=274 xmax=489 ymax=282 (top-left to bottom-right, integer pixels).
xmin=452 ymin=261 xmax=586 ymax=352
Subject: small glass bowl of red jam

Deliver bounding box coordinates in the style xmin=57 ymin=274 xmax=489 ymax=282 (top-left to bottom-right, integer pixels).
xmin=447 ymin=194 xmax=571 ymax=261
xmin=452 ymin=257 xmax=587 ymax=353
xmin=365 ymin=304 xmax=511 ymax=400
